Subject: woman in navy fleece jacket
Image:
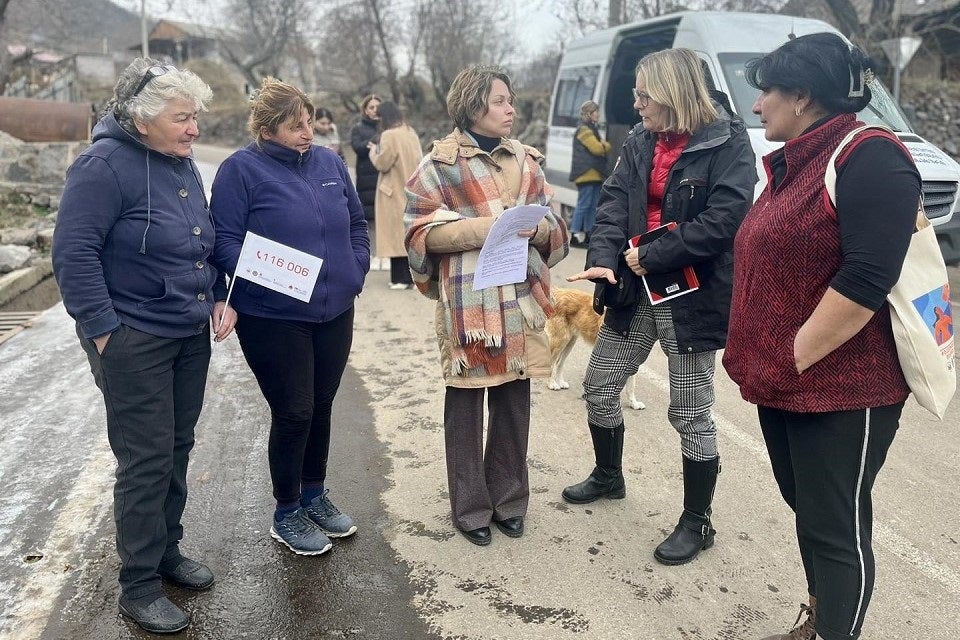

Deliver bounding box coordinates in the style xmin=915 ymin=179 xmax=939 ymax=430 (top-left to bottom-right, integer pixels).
xmin=210 ymin=78 xmax=369 ymax=557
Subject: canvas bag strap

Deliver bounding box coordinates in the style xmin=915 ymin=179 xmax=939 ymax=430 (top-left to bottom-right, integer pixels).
xmin=823 ymin=124 xmax=927 ymax=231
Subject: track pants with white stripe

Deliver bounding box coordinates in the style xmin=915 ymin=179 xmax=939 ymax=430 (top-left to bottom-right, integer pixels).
xmin=758 ymin=402 xmax=903 ymax=640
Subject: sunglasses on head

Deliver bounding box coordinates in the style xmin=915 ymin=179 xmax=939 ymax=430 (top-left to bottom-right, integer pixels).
xmin=133 ymin=64 xmax=177 ymax=97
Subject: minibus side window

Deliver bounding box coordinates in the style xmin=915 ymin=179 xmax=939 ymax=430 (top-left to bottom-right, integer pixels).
xmin=552 ymin=66 xmax=600 ymax=128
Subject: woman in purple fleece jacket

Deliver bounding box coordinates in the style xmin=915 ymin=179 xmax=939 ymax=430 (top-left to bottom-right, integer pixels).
xmin=210 ymin=78 xmax=368 ymax=557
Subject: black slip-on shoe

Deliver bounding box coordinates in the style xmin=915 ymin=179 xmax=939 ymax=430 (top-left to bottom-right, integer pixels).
xmin=494 ymin=516 xmax=524 ymax=538
xmin=118 ymin=594 xmax=188 ymax=634
xmin=459 ymin=526 xmax=492 ymax=546
xmin=159 ymin=555 xmax=215 ymax=591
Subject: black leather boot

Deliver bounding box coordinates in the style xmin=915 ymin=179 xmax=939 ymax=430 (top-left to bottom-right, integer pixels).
xmin=561 ymin=423 xmax=625 ymax=504
xmin=654 ymin=456 xmax=720 ymax=565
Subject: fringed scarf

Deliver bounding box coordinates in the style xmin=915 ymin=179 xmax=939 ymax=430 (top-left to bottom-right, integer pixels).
xmin=404 ymin=131 xmax=567 ymax=378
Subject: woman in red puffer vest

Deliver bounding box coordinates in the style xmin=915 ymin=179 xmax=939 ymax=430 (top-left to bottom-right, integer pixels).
xmin=564 ymin=48 xmax=756 ymax=567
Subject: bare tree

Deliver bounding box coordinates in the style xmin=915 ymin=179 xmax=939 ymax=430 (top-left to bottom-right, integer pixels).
xmin=609 ymin=0 xmax=626 ymax=26
xmin=822 ymin=0 xmax=864 ymax=37
xmin=360 ymin=0 xmax=402 ymax=103
xmin=218 ymin=0 xmax=305 ymax=88
xmin=313 ymin=1 xmax=385 ymax=104
xmin=416 ymin=0 xmax=517 ymax=104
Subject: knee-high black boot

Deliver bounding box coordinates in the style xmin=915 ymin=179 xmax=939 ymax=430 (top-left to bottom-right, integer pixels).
xmin=653 ymin=456 xmax=720 ymax=565
xmin=561 ymin=423 xmax=625 ymax=504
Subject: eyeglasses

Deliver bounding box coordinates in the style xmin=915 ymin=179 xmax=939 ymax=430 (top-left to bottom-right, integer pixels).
xmin=133 ymin=64 xmax=177 ymax=97
xmin=632 ymin=88 xmax=651 ymax=109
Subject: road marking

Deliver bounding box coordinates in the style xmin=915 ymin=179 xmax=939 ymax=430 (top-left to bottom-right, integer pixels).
xmin=637 ymin=367 xmax=960 ymax=597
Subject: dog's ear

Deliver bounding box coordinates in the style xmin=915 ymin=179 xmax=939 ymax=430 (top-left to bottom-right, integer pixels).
xmin=592 ymin=284 xmax=605 ymax=315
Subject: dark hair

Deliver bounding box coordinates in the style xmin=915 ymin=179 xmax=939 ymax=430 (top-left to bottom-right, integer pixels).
xmin=314 ymin=107 xmax=334 ymax=122
xmin=745 ymin=32 xmax=873 ymax=114
xmin=377 ymin=101 xmax=404 ymax=132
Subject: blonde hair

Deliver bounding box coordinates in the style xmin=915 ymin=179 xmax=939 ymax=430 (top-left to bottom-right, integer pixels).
xmin=446 ymin=65 xmax=514 ymax=132
xmin=635 ymin=48 xmax=717 ymax=134
xmin=580 ymin=100 xmax=599 ymax=119
xmin=247 ymin=77 xmax=315 ymax=145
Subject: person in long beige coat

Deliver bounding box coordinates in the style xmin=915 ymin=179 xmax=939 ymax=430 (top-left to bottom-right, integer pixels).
xmin=369 ymin=101 xmax=422 ymax=289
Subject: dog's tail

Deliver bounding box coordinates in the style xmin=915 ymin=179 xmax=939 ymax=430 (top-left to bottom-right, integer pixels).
xmin=551 ymin=288 xmax=594 ymax=322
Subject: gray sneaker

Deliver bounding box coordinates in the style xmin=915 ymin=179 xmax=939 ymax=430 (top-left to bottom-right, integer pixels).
xmin=303 ymin=489 xmax=357 ymax=538
xmin=270 ymin=508 xmax=333 ymax=556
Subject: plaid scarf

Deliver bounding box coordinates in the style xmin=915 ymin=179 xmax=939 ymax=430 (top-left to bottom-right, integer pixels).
xmin=405 ymin=131 xmax=568 ymax=377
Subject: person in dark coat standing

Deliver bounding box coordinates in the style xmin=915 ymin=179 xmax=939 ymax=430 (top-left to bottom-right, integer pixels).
xmin=563 ymin=48 xmax=756 ymax=566
xmin=350 ymin=94 xmax=381 ymax=262
xmin=211 ymin=78 xmax=369 ymax=558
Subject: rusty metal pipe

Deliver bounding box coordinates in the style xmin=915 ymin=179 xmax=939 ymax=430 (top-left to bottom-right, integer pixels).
xmin=0 ymin=97 xmax=92 ymax=142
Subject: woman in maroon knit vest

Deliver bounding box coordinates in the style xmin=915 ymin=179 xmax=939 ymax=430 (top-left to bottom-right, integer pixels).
xmin=722 ymin=34 xmax=920 ymax=640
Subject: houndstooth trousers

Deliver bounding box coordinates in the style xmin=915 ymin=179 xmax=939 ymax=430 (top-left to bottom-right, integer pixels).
xmin=582 ymin=298 xmax=719 ymax=461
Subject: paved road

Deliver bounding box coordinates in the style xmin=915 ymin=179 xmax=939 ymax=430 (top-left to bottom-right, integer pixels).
xmin=1 ymin=145 xmax=958 ymax=639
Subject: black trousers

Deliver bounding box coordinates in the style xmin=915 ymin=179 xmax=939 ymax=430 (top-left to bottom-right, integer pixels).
xmin=758 ymin=402 xmax=902 ymax=640
xmin=443 ymin=380 xmax=530 ymax=531
xmin=235 ymin=307 xmax=354 ymax=504
xmin=390 ymin=256 xmax=412 ymax=285
xmin=79 ymin=324 xmax=211 ymax=599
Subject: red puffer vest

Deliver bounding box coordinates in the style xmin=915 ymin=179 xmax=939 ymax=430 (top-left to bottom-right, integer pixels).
xmin=722 ymin=113 xmax=909 ymax=412
xmin=646 ymin=132 xmax=689 ymax=231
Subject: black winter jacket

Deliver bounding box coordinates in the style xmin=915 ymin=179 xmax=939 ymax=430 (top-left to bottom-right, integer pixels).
xmin=350 ymin=117 xmax=379 ymax=220
xmin=587 ymin=110 xmax=756 ymax=352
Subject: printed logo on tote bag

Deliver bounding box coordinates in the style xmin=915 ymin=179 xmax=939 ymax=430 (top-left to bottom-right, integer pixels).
xmin=912 ymin=283 xmax=955 ymax=357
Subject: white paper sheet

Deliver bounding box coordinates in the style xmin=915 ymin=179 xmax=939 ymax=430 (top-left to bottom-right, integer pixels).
xmin=472 ymin=205 xmax=550 ymax=291
xmin=229 ymin=232 xmax=323 ymax=303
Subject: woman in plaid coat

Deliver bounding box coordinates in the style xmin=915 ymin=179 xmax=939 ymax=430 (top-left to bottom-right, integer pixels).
xmin=404 ymin=66 xmax=569 ymax=546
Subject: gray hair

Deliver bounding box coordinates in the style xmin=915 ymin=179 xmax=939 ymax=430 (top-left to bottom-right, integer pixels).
xmin=104 ymin=57 xmax=213 ymax=134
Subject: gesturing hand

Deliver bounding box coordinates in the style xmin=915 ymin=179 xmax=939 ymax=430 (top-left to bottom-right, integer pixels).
xmin=567 ymin=266 xmax=616 ymax=283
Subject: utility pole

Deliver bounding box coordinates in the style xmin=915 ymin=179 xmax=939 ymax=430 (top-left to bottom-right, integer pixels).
xmin=140 ymin=0 xmax=150 ymax=58
xmin=892 ymin=0 xmax=901 ymax=103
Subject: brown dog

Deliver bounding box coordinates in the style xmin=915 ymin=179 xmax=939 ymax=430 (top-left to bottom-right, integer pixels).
xmin=545 ymin=288 xmax=645 ymax=410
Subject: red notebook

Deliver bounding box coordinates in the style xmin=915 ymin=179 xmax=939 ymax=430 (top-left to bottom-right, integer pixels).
xmin=629 ymin=222 xmax=700 ymax=305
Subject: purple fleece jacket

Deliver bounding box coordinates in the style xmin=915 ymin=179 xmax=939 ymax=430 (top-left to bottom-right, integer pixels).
xmin=210 ymin=141 xmax=369 ymax=322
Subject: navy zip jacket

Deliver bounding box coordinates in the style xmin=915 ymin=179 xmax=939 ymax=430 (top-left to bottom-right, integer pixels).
xmin=210 ymin=141 xmax=369 ymax=322
xmin=53 ymin=112 xmax=224 ymax=340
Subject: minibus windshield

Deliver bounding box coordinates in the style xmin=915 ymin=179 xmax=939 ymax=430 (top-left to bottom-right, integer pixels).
xmin=717 ymin=52 xmax=913 ymax=133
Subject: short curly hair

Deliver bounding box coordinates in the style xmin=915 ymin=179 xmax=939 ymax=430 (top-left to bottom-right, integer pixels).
xmin=104 ymin=57 xmax=212 ymax=135
xmin=446 ymin=66 xmax=514 ymax=132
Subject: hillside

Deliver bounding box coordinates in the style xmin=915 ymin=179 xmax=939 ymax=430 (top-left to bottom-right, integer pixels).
xmin=4 ymin=0 xmax=141 ymax=55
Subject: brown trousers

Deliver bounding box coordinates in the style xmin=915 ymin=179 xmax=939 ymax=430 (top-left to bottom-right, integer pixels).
xmin=443 ymin=380 xmax=530 ymax=531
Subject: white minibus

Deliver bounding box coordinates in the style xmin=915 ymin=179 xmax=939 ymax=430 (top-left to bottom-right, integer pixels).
xmin=545 ymin=11 xmax=960 ymax=228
